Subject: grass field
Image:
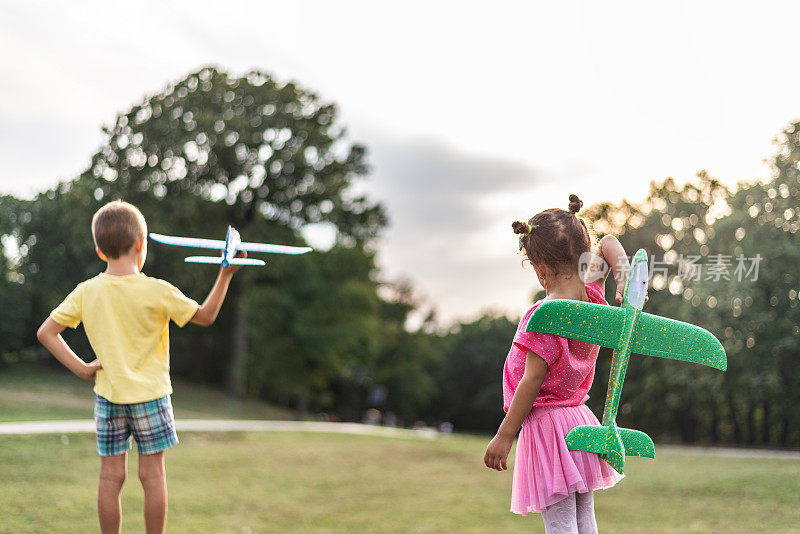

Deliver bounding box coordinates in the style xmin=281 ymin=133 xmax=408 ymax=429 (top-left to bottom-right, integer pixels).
xmin=2 ymin=432 xmax=799 ymax=533
xmin=1 ymin=364 xmax=799 ymax=533
xmin=0 ymin=363 xmax=293 ymax=422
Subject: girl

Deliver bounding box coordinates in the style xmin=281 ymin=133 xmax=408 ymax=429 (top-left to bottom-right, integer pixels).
xmin=484 ymin=194 xmax=630 ymax=533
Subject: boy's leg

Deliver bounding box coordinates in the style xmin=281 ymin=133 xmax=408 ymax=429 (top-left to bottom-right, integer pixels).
xmin=128 ymin=395 xmax=178 ymax=534
xmin=98 ymin=452 xmax=127 ymax=534
xmin=138 ymin=451 xmax=168 ymax=534
xmin=95 ymin=394 xmax=132 ymax=534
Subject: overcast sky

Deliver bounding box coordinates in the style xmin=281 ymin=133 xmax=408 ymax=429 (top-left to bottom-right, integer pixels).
xmin=2 ymin=1 xmax=798 ymax=324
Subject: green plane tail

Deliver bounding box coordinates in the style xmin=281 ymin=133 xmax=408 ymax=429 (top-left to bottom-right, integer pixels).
xmin=565 ymin=425 xmax=655 ymax=474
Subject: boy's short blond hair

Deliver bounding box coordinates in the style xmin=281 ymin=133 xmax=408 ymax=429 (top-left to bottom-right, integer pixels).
xmin=91 ymin=201 xmax=147 ymax=259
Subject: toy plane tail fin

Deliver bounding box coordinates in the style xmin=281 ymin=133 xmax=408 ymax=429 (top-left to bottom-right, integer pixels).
xmin=566 ymin=424 xmax=626 ymax=473
xmin=184 ymin=256 xmax=266 ymax=266
xmin=565 ymin=424 xmax=615 ymax=455
xmin=618 ymin=428 xmax=655 ymax=459
xmin=565 ymin=424 xmax=655 ymax=474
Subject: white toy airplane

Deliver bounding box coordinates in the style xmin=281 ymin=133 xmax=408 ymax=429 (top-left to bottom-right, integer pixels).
xmin=149 ymin=225 xmax=312 ymax=268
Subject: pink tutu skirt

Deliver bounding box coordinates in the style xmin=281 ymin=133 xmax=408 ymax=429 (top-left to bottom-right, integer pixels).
xmin=511 ymin=404 xmax=623 ymax=515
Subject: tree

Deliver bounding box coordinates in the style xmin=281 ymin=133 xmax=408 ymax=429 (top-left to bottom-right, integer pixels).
xmin=73 ymin=66 xmax=386 ymax=396
xmin=582 ymin=153 xmax=800 ymax=447
xmin=0 ymin=195 xmax=33 ymax=364
xmin=431 ymin=314 xmax=517 ymax=432
xmin=245 ymin=245 xmax=383 ymax=415
xmin=583 ymin=173 xmax=731 ymax=443
xmin=696 ymin=121 xmax=800 ymax=446
xmin=369 ymin=281 xmax=440 ymax=424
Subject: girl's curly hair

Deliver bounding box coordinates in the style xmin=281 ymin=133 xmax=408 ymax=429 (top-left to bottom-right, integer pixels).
xmin=513 ymin=194 xmax=594 ymax=273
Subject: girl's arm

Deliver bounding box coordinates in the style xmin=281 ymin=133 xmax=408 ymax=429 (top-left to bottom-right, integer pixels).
xmin=597 ymin=235 xmax=630 ymax=304
xmin=584 ymin=235 xmax=630 ymax=304
xmin=36 ymin=318 xmax=102 ymax=380
xmin=484 ymin=350 xmax=548 ymax=471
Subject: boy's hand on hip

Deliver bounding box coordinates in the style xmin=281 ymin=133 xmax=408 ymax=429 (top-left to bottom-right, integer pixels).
xmin=484 ymin=433 xmax=513 ymax=471
xmin=78 ymin=359 xmax=102 ymax=381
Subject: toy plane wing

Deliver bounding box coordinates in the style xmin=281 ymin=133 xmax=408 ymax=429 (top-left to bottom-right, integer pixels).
xmin=184 ymin=256 xmax=266 ymax=266
xmin=149 ymin=233 xmax=226 ymax=250
xmin=149 ymin=233 xmax=312 ymax=255
xmin=631 ymin=313 xmax=727 ymax=370
xmin=239 ymin=242 xmax=312 ymax=255
xmin=150 ymin=226 xmax=312 ymax=268
xmin=525 ymin=300 xmax=625 ymax=349
xmin=526 ymin=299 xmax=727 ymax=371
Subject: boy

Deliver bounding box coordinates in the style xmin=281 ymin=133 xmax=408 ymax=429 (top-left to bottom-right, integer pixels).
xmin=37 ymin=200 xmax=244 ymax=534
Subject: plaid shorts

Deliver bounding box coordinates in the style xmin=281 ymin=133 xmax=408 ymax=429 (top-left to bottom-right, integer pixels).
xmin=94 ymin=394 xmax=179 ymax=456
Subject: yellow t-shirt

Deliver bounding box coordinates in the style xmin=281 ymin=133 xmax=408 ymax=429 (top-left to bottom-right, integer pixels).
xmin=50 ymin=272 xmax=199 ymax=404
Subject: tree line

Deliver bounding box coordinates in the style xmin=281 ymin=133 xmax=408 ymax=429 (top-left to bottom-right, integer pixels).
xmin=1 ymin=66 xmax=798 ymax=447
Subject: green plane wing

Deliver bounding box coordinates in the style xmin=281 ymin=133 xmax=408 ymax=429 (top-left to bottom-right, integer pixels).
xmin=630 ymin=312 xmax=727 ymax=371
xmin=525 ymin=299 xmax=625 ymax=349
xmin=526 ymin=300 xmax=727 ymax=371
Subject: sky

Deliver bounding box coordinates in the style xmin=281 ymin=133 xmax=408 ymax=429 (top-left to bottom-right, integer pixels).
xmin=2 ymin=1 xmax=799 ymax=324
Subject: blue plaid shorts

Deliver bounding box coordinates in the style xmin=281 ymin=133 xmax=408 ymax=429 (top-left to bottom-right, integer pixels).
xmin=94 ymin=394 xmax=179 ymax=456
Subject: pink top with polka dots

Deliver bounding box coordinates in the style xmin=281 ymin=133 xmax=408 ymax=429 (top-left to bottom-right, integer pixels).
xmin=503 ymin=280 xmax=608 ymax=412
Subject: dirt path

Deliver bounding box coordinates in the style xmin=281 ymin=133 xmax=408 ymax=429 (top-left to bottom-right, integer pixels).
xmin=1 ymin=420 xmax=798 ymax=459
xmin=0 ymin=419 xmax=440 ymax=439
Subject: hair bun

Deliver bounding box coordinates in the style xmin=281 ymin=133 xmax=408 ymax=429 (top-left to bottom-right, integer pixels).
xmin=568 ymin=194 xmax=583 ymax=214
xmin=512 ymin=221 xmax=530 ymax=235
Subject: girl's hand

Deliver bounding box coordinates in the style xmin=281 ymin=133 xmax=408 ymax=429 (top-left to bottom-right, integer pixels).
xmin=484 ymin=353 xmax=547 ymax=472
xmin=484 ymin=433 xmax=513 ymax=471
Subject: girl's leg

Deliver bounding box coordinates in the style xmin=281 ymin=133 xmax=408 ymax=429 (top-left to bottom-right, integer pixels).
xmin=98 ymin=452 xmax=128 ymax=534
xmin=541 ymin=493 xmax=578 ymax=534
xmin=575 ymin=491 xmax=598 ymax=534
xmin=138 ymin=450 xmax=168 ymax=534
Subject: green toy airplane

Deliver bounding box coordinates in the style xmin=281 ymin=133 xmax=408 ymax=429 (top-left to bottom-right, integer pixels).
xmin=525 ymin=249 xmax=727 ymax=474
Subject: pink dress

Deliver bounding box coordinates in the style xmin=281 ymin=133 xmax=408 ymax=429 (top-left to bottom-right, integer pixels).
xmin=503 ymin=280 xmax=623 ymax=515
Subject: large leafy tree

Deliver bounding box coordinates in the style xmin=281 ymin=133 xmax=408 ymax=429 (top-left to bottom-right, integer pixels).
xmin=430 ymin=314 xmax=516 ymax=432
xmin=0 ymin=195 xmax=33 ymax=364
xmin=583 ymin=173 xmax=731 ymax=443
xmin=369 ymin=282 xmax=440 ymax=424
xmin=699 ymin=122 xmax=800 ymax=446
xmin=245 ymin=245 xmax=383 ymax=414
xmin=582 ymin=145 xmax=800 ymax=446
xmin=74 ymin=66 xmax=386 ymax=395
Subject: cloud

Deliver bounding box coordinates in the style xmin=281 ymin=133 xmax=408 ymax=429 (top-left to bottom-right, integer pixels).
xmin=364 ymin=135 xmax=543 ymax=323
xmin=0 ymin=117 xmax=103 ymax=198
xmin=368 ymin=135 xmax=539 ymax=235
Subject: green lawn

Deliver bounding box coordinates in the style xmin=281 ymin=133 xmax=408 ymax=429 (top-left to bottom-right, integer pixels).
xmin=0 ymin=363 xmax=293 ymax=422
xmin=0 ymin=432 xmax=798 ymax=533
xmin=1 ymin=364 xmax=798 ymax=533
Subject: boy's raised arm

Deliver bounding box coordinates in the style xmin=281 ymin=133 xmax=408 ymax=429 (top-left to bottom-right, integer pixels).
xmin=37 ymin=318 xmax=102 ymax=380
xmin=190 ymin=252 xmax=246 ymax=326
